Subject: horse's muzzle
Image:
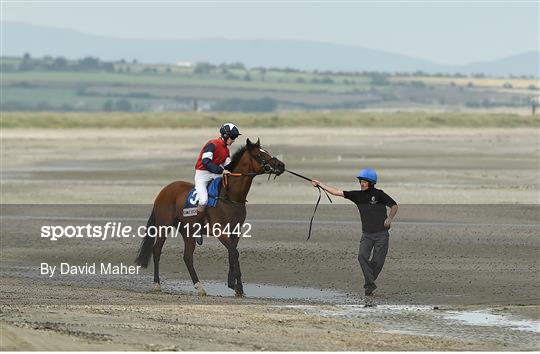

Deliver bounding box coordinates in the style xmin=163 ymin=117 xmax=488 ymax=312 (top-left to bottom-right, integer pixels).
xmin=274 ymin=161 xmax=285 ymax=175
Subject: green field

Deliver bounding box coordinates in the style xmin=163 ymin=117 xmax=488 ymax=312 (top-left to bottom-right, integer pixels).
xmin=1 ymin=70 xmax=369 ymax=93
xmin=1 ymin=56 xmax=538 ymax=112
xmin=2 ymin=112 xmax=538 ymax=128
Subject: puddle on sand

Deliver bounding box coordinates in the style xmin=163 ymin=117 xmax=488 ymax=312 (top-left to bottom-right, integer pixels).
xmin=165 ymin=280 xmax=357 ymax=303
xmin=162 ymin=280 xmax=539 ymax=347
xmin=445 ymin=310 xmax=540 ymax=333
xmin=164 ymin=281 xmax=540 ymax=336
xmin=296 ymin=305 xmax=540 ymax=334
xmin=280 ymin=304 xmax=540 ymax=348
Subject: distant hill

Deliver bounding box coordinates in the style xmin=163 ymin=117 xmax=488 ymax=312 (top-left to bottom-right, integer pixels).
xmin=2 ymin=21 xmax=538 ymax=76
xmin=459 ymin=51 xmax=539 ymax=77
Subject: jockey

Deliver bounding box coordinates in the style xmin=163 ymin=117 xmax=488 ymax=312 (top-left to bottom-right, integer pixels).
xmin=194 ymin=123 xmax=241 ymax=219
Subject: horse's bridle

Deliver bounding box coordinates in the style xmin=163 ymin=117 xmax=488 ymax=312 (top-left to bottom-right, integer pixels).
xmin=220 ymin=149 xmax=281 ymax=204
xmin=250 ymin=151 xmax=281 ymax=177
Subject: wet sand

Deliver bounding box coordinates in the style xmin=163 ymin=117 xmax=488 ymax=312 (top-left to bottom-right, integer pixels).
xmin=3 ymin=275 xmax=538 ymax=351
xmin=1 ymin=127 xmax=539 ymax=350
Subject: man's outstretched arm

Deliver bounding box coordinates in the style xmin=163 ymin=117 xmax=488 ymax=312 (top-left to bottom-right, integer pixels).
xmin=311 ymin=179 xmax=344 ymax=197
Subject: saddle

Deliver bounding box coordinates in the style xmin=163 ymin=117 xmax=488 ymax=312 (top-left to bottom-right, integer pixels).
xmin=182 ymin=177 xmax=223 ymax=217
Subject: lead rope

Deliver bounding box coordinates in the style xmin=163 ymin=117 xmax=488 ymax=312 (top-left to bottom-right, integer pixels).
xmin=285 ymin=169 xmax=333 ymax=240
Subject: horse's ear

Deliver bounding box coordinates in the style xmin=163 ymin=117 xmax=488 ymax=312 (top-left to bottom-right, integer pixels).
xmin=256 ymin=138 xmax=260 ymax=146
xmin=246 ymin=138 xmax=254 ymax=150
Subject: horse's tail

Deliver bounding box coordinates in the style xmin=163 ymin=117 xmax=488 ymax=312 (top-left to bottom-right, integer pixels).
xmin=135 ymin=208 xmax=156 ymax=268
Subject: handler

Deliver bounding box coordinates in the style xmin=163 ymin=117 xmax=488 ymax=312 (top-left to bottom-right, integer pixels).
xmin=311 ymin=168 xmax=398 ymax=296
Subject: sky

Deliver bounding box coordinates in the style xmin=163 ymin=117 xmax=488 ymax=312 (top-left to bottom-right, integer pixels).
xmin=1 ymin=1 xmax=539 ymax=65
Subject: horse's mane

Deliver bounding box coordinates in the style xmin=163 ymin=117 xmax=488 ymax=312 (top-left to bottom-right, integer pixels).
xmin=227 ymin=145 xmax=247 ymax=171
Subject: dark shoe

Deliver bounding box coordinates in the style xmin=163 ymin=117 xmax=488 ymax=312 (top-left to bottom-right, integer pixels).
xmin=195 ymin=209 xmax=206 ymax=246
xmin=196 ymin=235 xmax=203 ymax=246
xmin=364 ymin=283 xmax=377 ymax=296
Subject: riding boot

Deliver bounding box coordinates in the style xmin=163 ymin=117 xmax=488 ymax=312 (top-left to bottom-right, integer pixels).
xmin=195 ymin=208 xmax=206 ymax=245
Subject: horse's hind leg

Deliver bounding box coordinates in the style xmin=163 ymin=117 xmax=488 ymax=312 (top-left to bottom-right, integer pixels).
xmin=183 ymin=236 xmax=206 ymax=296
xmin=152 ymin=235 xmax=166 ymax=291
xmin=150 ymin=207 xmax=176 ymax=291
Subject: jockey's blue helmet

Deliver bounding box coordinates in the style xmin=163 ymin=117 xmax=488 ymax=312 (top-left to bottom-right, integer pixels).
xmin=220 ymin=123 xmax=241 ymax=140
xmin=357 ymin=168 xmax=377 ymax=184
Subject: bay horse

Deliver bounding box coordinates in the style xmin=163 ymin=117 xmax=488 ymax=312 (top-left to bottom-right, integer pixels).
xmin=135 ymin=138 xmax=285 ymax=297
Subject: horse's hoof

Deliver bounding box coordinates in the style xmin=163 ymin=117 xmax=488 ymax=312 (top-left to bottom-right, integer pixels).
xmin=194 ymin=282 xmax=207 ymax=297
xmin=235 ymin=291 xmax=245 ymax=298
xmin=151 ymin=283 xmax=161 ymax=292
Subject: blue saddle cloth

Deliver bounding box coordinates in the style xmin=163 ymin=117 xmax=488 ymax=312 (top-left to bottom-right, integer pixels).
xmin=184 ymin=177 xmax=222 ymax=209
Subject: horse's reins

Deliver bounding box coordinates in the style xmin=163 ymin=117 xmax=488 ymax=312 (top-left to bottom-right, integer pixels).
xmin=222 ymin=152 xmax=281 ymax=188
xmin=221 ymin=170 xmax=274 ymax=189
xmin=221 ymin=172 xmax=258 ymax=188
xmin=285 ymin=169 xmax=333 ymax=241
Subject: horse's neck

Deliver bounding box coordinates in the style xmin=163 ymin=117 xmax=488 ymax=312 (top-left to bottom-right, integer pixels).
xmin=226 ymin=156 xmax=255 ymax=202
xmin=226 ymin=172 xmax=253 ymax=203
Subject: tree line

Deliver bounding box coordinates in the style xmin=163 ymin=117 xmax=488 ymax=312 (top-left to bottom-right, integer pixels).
xmin=2 ymin=53 xmax=115 ymax=72
xmin=4 ymin=54 xmax=535 ymax=80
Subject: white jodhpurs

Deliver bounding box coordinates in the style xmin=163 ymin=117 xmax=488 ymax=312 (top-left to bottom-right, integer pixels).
xmin=194 ymin=169 xmax=219 ymax=208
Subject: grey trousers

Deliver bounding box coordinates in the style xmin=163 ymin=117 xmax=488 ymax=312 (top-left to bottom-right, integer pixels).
xmin=358 ymin=230 xmax=389 ymax=288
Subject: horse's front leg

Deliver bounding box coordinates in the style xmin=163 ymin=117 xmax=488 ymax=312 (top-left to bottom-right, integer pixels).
xmin=183 ymin=233 xmax=206 ymax=296
xmin=227 ymin=248 xmax=242 ymax=294
xmin=218 ymin=234 xmax=243 ymax=296
xmin=234 ymin=258 xmax=244 ymax=297
xmin=230 ymin=235 xmax=244 ymax=297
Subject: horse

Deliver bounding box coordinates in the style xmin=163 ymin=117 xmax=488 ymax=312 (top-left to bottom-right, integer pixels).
xmin=135 ymin=138 xmax=285 ymax=297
